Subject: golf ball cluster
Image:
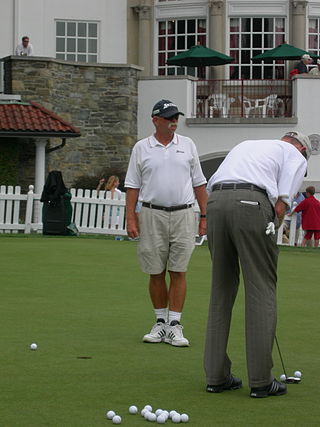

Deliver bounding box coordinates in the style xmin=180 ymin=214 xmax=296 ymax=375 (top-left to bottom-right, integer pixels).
xmin=106 ymin=404 xmax=189 ymax=424
xmin=280 ymin=370 xmax=302 ymax=381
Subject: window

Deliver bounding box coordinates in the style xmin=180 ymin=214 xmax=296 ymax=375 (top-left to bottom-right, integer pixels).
xmin=229 ymin=17 xmax=285 ymax=79
xmin=56 ymin=20 xmax=98 ymax=63
xmin=308 ymin=18 xmax=320 ymax=57
xmin=157 ymin=18 xmax=207 ymax=77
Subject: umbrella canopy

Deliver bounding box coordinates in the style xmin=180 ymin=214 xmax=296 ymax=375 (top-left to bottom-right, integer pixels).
xmin=166 ymin=45 xmax=234 ymax=67
xmin=252 ymin=43 xmax=318 ymax=61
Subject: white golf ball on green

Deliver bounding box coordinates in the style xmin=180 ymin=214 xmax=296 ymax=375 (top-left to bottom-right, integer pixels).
xmin=157 ymin=414 xmax=166 ymax=424
xmin=112 ymin=415 xmax=121 ymax=424
xmin=294 ymin=370 xmax=302 ymax=378
xmin=106 ymin=410 xmax=116 ymax=419
xmin=280 ymin=374 xmax=286 ymax=381
xmin=172 ymin=413 xmax=181 ymax=423
xmin=129 ymin=405 xmax=138 ymax=414
xmin=147 ymin=412 xmax=157 ymax=422
xmin=30 ymin=343 xmax=38 ymax=350
xmin=181 ymin=413 xmax=189 ymax=423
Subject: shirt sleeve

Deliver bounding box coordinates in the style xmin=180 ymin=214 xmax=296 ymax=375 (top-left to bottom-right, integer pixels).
xmin=294 ymin=199 xmax=306 ymax=213
xmin=278 ymin=152 xmax=307 ymax=206
xmin=124 ymin=144 xmax=141 ymax=189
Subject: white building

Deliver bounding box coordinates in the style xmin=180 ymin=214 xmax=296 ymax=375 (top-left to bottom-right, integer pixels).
xmin=1 ymin=0 xmax=320 ymax=189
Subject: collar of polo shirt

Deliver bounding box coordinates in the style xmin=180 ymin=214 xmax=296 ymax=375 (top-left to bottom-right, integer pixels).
xmin=149 ymin=134 xmax=179 ymax=147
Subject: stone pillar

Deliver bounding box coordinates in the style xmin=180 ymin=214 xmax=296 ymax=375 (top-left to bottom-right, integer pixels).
xmin=134 ymin=2 xmax=152 ymax=76
xmin=208 ymin=1 xmax=225 ymax=79
xmin=291 ymin=1 xmax=308 ymax=49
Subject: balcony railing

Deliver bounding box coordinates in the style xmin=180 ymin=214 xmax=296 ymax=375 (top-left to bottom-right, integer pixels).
xmin=196 ymin=79 xmax=293 ymax=119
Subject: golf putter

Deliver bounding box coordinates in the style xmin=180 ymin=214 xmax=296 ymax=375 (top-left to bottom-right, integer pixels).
xmin=275 ymin=335 xmax=301 ymax=384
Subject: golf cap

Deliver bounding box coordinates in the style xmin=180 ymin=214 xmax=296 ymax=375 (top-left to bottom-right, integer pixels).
xmin=151 ymin=99 xmax=184 ymax=118
xmin=301 ymin=54 xmax=311 ymax=60
xmin=283 ymin=131 xmax=312 ymax=159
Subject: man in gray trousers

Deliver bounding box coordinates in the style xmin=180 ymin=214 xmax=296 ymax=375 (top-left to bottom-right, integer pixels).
xmin=204 ymin=131 xmax=311 ymax=398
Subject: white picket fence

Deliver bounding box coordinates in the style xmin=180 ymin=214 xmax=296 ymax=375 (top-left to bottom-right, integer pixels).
xmin=0 ymin=184 xmax=301 ymax=245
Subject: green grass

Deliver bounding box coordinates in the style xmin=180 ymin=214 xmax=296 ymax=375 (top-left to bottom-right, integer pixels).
xmin=0 ymin=235 xmax=319 ymax=426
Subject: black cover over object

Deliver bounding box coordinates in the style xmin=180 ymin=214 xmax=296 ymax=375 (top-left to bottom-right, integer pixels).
xmin=41 ymin=171 xmax=71 ymax=235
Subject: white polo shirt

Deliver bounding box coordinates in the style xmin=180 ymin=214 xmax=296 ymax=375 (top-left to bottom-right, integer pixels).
xmin=125 ymin=133 xmax=206 ymax=206
xmin=207 ymin=139 xmax=307 ymax=207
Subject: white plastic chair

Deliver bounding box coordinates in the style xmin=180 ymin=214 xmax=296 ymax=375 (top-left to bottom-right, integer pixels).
xmin=207 ymin=94 xmax=235 ymax=118
xmin=240 ymin=96 xmax=255 ymax=118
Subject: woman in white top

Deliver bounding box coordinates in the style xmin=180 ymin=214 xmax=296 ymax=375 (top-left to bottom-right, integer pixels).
xmin=97 ymin=175 xmax=121 ymax=227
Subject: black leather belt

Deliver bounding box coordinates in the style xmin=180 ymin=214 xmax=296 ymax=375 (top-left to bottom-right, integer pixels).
xmin=211 ymin=183 xmax=267 ymax=196
xmin=142 ymin=202 xmax=193 ymax=212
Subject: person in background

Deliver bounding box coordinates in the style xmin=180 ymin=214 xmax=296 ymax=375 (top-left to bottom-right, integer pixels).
xmin=309 ymin=59 xmax=320 ymax=76
xmin=293 ymin=186 xmax=320 ymax=247
xmin=97 ymin=176 xmax=122 ymax=229
xmin=15 ymin=36 xmax=34 ymax=56
xmin=283 ymin=192 xmax=305 ymax=245
xmin=296 ymin=54 xmax=312 ymax=74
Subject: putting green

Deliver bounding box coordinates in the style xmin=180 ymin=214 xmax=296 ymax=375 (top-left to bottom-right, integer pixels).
xmin=0 ymin=236 xmax=318 ymax=426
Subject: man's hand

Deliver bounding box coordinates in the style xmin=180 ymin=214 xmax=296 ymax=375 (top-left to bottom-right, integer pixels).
xmin=275 ymin=198 xmax=287 ymax=225
xmin=198 ymin=217 xmax=206 ymax=236
xmin=126 ymin=216 xmax=139 ymax=239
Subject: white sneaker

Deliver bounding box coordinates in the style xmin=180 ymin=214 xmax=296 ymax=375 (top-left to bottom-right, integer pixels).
xmin=164 ymin=322 xmax=190 ymax=347
xmin=143 ymin=321 xmax=166 ymax=343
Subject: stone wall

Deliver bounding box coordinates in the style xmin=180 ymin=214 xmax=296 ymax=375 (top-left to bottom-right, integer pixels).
xmin=3 ymin=56 xmax=140 ymax=188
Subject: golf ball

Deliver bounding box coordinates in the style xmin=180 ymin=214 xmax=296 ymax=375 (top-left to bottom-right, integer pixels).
xmin=129 ymin=405 xmax=138 ymax=414
xmin=141 ymin=408 xmax=148 ymax=417
xmin=294 ymin=370 xmax=302 ymax=378
xmin=155 ymin=409 xmax=163 ymax=416
xmin=169 ymin=410 xmax=177 ymax=418
xmin=144 ymin=405 xmax=152 ymax=412
xmin=280 ymin=374 xmax=286 ymax=381
xmin=157 ymin=414 xmax=166 ymax=424
xmin=106 ymin=410 xmax=116 ymax=419
xmin=181 ymin=413 xmax=189 ymax=423
xmin=172 ymin=413 xmax=181 ymax=423
xmin=147 ymin=412 xmax=157 ymax=422
xmin=112 ymin=415 xmax=121 ymax=424
xmin=30 ymin=343 xmax=38 ymax=350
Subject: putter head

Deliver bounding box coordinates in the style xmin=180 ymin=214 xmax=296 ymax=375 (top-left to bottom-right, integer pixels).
xmin=284 ymin=376 xmax=301 ymax=384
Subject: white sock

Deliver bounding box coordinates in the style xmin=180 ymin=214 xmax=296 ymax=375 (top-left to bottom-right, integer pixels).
xmin=154 ymin=308 xmax=168 ymax=322
xmin=168 ymin=310 xmax=182 ymax=324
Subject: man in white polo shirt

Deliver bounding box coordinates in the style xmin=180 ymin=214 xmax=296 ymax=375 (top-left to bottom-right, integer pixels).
xmin=204 ymin=131 xmax=311 ymax=397
xmin=125 ymin=99 xmax=207 ymax=347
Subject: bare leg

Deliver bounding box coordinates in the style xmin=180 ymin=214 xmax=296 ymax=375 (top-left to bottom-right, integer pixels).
xmin=149 ymin=270 xmax=168 ymax=309
xmin=314 ymin=239 xmax=319 ymax=248
xmin=301 ymin=237 xmax=307 ymax=247
xmin=168 ymin=271 xmax=186 ymax=312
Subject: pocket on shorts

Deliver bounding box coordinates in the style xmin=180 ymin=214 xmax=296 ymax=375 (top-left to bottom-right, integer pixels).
xmin=139 ymin=207 xmax=153 ymax=236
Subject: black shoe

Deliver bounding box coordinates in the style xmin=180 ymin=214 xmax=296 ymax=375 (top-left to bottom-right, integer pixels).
xmin=250 ymin=379 xmax=287 ymax=398
xmin=207 ymin=374 xmax=242 ymax=393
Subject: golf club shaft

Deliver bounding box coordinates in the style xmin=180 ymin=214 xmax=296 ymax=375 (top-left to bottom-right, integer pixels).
xmin=275 ymin=335 xmax=287 ymax=377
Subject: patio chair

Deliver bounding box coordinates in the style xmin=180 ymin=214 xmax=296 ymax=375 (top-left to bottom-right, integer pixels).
xmin=240 ymin=96 xmax=255 ymax=118
xmin=207 ymin=93 xmax=235 ymax=118
xmin=254 ymin=94 xmax=278 ymax=117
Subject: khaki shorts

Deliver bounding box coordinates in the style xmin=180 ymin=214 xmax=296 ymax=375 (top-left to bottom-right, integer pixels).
xmin=138 ymin=206 xmax=196 ymax=274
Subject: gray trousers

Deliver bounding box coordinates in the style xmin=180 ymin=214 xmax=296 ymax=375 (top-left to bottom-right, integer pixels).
xmin=204 ymin=188 xmax=279 ymax=388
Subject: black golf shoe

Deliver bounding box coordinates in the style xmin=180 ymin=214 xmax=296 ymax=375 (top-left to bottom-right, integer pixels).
xmin=250 ymin=379 xmax=287 ymax=398
xmin=206 ymin=374 xmax=242 ymax=393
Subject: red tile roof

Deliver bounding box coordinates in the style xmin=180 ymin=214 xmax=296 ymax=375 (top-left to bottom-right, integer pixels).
xmin=0 ymin=101 xmax=80 ymax=137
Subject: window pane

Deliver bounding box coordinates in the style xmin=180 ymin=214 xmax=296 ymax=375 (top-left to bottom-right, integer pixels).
xmin=241 ymin=34 xmax=250 ymax=48
xmin=264 ymin=18 xmax=273 ymax=32
xmin=158 ymin=52 xmax=165 ymax=66
xmin=67 ymin=22 xmax=76 ymax=36
xmin=187 ymin=35 xmax=195 ymax=48
xmin=177 ymin=67 xmax=185 ymax=75
xmin=66 ymin=54 xmax=76 ymax=61
xmin=177 ymin=36 xmax=185 ymax=50
xmin=275 ymin=34 xmax=285 ymax=45
xmin=78 ymin=23 xmax=87 ymax=37
xmin=187 ymin=67 xmax=195 ymax=76
xmin=275 ymin=18 xmax=285 ymax=32
xmin=167 ymin=67 xmax=175 ymax=75
xmin=88 ymin=55 xmax=97 ymax=63
xmin=168 ymin=21 xmax=175 ymax=34
xmin=56 ymin=21 xmax=65 ymax=36
xmin=230 ymin=34 xmax=239 ymax=48
xmin=309 ymin=35 xmax=318 ymax=50
xmin=230 ymin=66 xmax=239 ymax=79
xmin=241 ymin=50 xmax=251 ymax=64
xmin=78 ymin=39 xmax=86 ymax=53
xmin=158 ymin=68 xmax=165 ymax=76
xmin=167 ymin=36 xmax=175 ymax=50
xmin=89 ymin=23 xmax=97 ymax=37
xmin=187 ymin=20 xmax=195 ymax=33
xmin=309 ymin=19 xmax=318 ymax=33
xmin=56 ymin=53 xmax=65 ymax=60
xmin=230 ymin=18 xmax=239 ymax=32
xmin=67 ymin=38 xmax=76 ymax=52
xmin=56 ymin=38 xmax=65 ymax=52
xmin=241 ymin=66 xmax=250 ymax=79
xmin=253 ymin=19 xmax=262 ymax=32
xmin=253 ymin=34 xmax=262 ymax=48
xmin=230 ymin=50 xmax=239 ymax=62
xmin=198 ymin=19 xmax=206 ymax=33
xmin=159 ymin=37 xmax=166 ymax=50
xmin=253 ymin=66 xmax=262 ymax=79
xmin=177 ymin=20 xmax=185 ymax=34
xmin=159 ymin=21 xmax=166 ymax=35
xmin=198 ymin=35 xmax=206 ymax=46
xmin=78 ymin=54 xmax=86 ymax=62
xmin=264 ymin=66 xmax=273 ymax=79
xmin=241 ymin=18 xmax=251 ymax=32
xmin=264 ymin=34 xmax=273 ymax=48
xmin=88 ymin=39 xmax=97 ymax=53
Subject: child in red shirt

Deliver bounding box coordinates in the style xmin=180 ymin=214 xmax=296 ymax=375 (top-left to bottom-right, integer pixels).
xmin=294 ymin=186 xmax=320 ymax=247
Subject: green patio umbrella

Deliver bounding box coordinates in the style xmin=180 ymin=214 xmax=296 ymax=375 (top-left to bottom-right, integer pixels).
xmin=252 ymin=43 xmax=318 ymax=61
xmin=166 ymin=45 xmax=234 ymax=67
